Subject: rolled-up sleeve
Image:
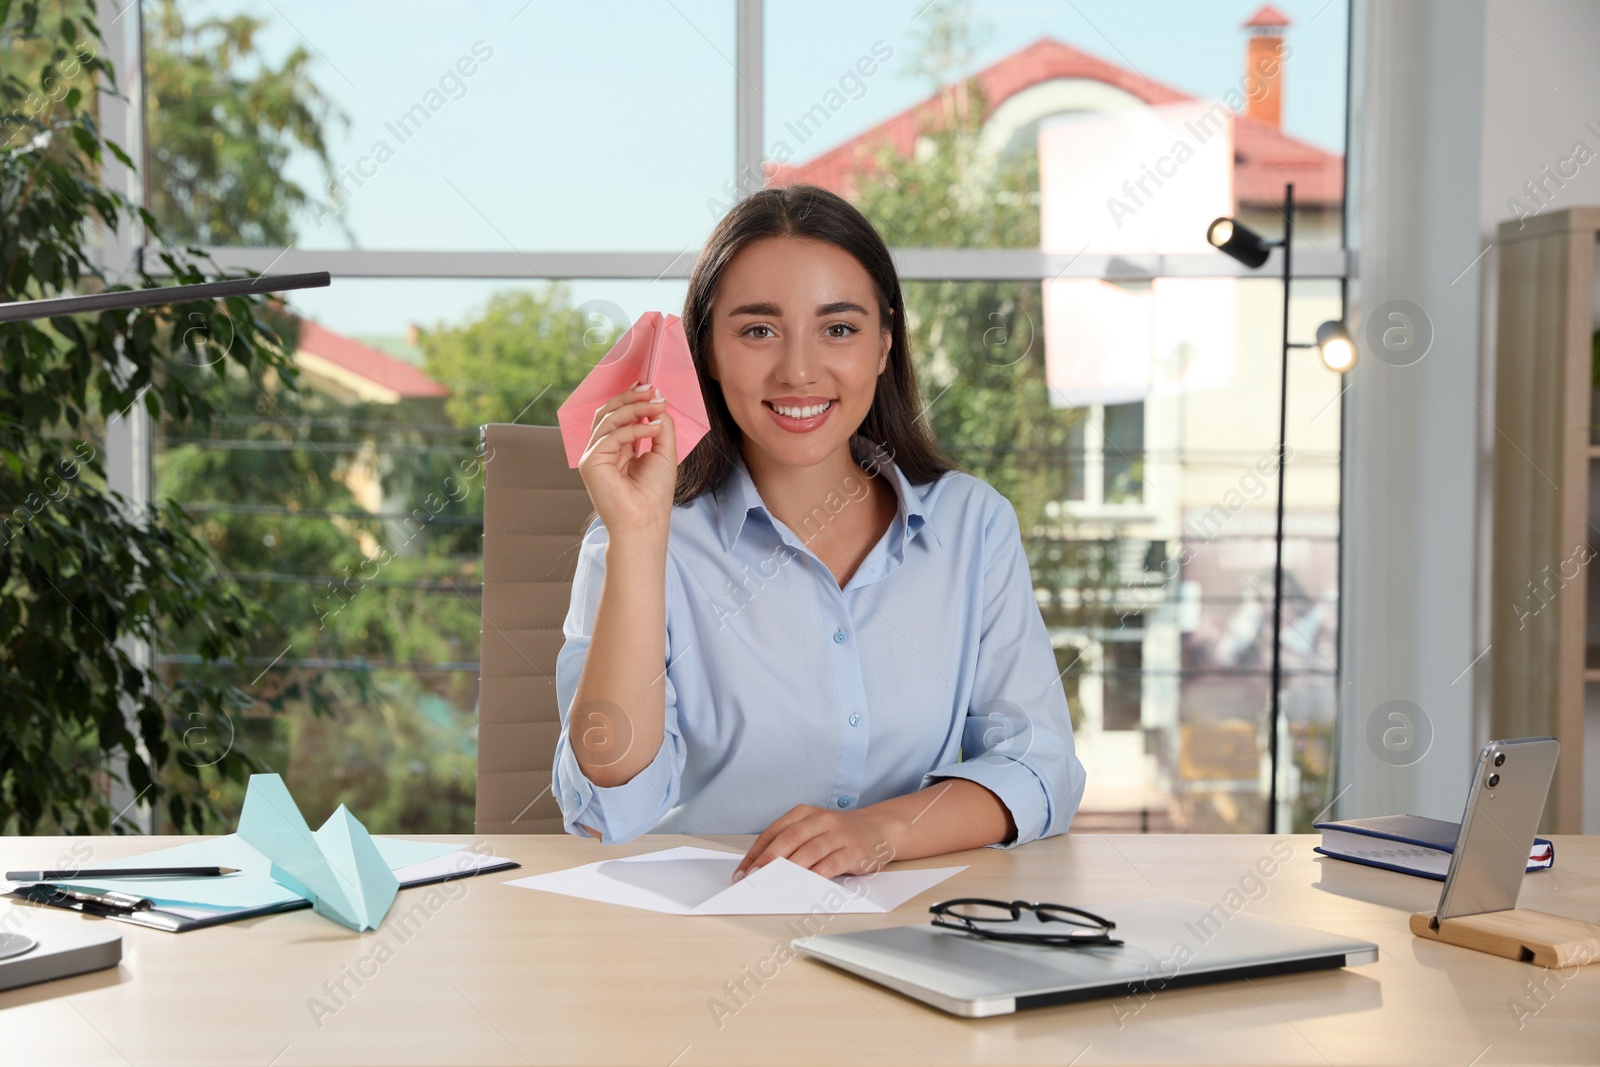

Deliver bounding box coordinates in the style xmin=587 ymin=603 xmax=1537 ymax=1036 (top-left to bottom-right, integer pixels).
xmin=552 ymin=518 xmax=686 ymax=844
xmin=921 ymin=493 xmax=1087 ymax=849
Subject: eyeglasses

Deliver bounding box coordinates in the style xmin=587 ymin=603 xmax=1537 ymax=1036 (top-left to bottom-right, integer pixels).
xmin=929 ymin=898 xmax=1124 ymax=948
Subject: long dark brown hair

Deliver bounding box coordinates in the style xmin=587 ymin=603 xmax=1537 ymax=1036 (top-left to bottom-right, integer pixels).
xmin=672 ymin=183 xmax=958 ymax=506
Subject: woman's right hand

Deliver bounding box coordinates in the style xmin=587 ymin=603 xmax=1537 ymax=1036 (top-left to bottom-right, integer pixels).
xmin=577 ymin=382 xmax=678 ymax=541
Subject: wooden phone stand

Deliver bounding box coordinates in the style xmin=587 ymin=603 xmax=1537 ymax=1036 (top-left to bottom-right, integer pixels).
xmin=1410 ymin=909 xmax=1600 ymax=968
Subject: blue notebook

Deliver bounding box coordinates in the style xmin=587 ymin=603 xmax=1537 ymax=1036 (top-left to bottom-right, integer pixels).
xmin=1313 ymin=814 xmax=1554 ymax=881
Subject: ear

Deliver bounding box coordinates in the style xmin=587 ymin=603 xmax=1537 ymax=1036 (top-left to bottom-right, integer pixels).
xmin=878 ymin=317 xmax=891 ymax=376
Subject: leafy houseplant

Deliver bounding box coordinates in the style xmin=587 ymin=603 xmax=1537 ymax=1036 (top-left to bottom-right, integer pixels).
xmin=1 ymin=0 xmax=293 ymax=833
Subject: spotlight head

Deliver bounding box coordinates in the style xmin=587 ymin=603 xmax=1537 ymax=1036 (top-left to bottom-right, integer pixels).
xmin=1316 ymin=320 xmax=1356 ymax=373
xmin=1206 ymin=216 xmax=1272 ymax=269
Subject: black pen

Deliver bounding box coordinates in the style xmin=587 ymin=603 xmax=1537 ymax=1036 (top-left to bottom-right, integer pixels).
xmin=5 ymin=866 xmax=239 ymax=880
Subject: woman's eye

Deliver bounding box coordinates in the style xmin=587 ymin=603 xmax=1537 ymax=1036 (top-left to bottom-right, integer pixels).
xmin=825 ymin=323 xmax=859 ymax=338
xmin=741 ymin=324 xmax=774 ymax=339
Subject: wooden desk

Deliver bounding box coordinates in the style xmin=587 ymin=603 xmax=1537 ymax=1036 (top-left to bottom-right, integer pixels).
xmin=1 ymin=833 xmax=1596 ymax=1065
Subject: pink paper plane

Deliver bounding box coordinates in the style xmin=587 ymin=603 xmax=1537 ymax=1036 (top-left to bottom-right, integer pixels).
xmin=556 ymin=311 xmax=712 ymax=468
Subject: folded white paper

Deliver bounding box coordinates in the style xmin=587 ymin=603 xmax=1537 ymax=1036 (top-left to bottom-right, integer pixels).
xmin=505 ymin=845 xmax=965 ymax=915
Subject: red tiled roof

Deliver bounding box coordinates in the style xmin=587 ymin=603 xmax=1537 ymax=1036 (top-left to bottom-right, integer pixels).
xmin=295 ymin=320 xmax=449 ymax=400
xmin=1232 ymin=112 xmax=1343 ymax=205
xmin=766 ymin=37 xmax=1342 ymax=209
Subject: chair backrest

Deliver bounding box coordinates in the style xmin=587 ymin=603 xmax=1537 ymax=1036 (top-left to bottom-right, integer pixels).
xmin=475 ymin=423 xmax=593 ymax=834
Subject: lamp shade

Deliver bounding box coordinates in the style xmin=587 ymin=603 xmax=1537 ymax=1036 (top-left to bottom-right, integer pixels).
xmin=1316 ymin=320 xmax=1356 ymax=373
xmin=1205 ymin=217 xmax=1272 ymax=268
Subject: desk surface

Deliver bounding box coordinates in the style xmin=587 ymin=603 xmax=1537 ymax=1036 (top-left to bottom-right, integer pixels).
xmin=0 ymin=832 xmax=1596 ymax=1066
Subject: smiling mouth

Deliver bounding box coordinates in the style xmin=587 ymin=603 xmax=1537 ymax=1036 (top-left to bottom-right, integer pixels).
xmin=764 ymin=399 xmax=835 ymax=418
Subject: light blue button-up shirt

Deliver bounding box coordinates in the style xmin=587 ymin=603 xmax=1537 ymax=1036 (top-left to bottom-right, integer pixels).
xmin=552 ymin=435 xmax=1087 ymax=849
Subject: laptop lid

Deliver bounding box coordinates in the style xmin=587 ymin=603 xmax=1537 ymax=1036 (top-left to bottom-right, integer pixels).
xmin=791 ymin=895 xmax=1379 ymax=1017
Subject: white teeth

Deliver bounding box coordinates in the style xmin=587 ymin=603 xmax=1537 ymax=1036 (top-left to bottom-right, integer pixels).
xmin=772 ymin=400 xmax=832 ymax=418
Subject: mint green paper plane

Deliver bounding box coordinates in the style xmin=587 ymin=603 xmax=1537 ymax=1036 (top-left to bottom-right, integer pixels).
xmin=235 ymin=772 xmax=398 ymax=932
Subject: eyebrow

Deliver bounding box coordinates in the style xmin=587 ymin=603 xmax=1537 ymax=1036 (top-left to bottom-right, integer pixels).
xmin=726 ymin=300 xmax=872 ymax=317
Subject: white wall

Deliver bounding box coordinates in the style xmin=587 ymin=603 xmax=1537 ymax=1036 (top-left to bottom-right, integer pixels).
xmin=1476 ymin=0 xmax=1600 ymax=229
xmin=1340 ymin=0 xmax=1600 ymax=825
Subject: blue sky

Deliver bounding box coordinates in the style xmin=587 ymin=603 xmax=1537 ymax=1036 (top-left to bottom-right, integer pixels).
xmin=163 ymin=0 xmax=1348 ymax=338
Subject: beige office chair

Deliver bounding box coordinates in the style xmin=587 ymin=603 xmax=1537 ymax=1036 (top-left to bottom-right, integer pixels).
xmin=475 ymin=423 xmax=594 ymax=834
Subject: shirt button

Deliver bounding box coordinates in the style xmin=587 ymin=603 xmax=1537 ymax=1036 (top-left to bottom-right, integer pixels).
xmin=833 ymin=628 xmax=847 ymax=644
xmin=837 ymin=795 xmax=853 ymax=808
xmin=849 ymin=713 xmax=862 ymax=727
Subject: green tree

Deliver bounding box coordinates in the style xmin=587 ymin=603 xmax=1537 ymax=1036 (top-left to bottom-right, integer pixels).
xmin=843 ymin=4 xmax=1122 ymax=642
xmin=0 ymin=2 xmax=97 ymax=152
xmin=155 ymin=355 xmax=488 ymax=832
xmin=134 ymin=0 xmax=491 ymax=832
xmin=848 ymin=6 xmax=1056 ymax=522
xmin=417 ymin=285 xmax=616 ymax=430
xmin=831 ymin=0 xmax=1127 ymax=736
xmin=1 ymin=0 xmax=299 ymax=834
xmin=142 ymin=0 xmax=349 ymax=245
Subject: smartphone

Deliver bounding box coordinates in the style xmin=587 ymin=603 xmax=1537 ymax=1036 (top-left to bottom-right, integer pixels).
xmin=1434 ymin=736 xmax=1560 ymax=922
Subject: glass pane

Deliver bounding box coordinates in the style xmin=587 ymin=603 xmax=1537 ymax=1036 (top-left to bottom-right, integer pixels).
xmin=1062 ymin=416 xmax=1086 ymax=501
xmin=903 ymin=274 xmax=1341 ymax=834
xmin=1102 ymin=642 xmax=1143 ymax=731
xmin=153 ymin=276 xmax=687 ymax=832
xmin=1103 ymin=401 xmax=1144 ymax=503
xmin=142 ymin=0 xmax=735 ymax=250
xmin=765 ymin=0 xmax=1348 ymax=251
xmin=151 ymin=278 xmax=1340 ymax=836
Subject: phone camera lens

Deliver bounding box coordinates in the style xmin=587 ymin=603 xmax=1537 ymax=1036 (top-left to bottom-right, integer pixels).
xmin=1493 ymin=752 xmax=1505 ymax=767
xmin=1487 ymin=773 xmax=1501 ymax=788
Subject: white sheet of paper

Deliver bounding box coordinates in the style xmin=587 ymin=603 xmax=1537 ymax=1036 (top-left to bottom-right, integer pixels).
xmin=504 ymin=845 xmax=965 ymax=915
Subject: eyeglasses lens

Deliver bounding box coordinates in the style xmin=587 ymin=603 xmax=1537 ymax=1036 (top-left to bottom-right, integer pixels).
xmin=942 ymin=901 xmax=1016 ymax=923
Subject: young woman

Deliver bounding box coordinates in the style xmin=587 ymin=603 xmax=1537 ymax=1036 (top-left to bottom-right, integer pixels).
xmin=554 ymin=183 xmax=1085 ymax=882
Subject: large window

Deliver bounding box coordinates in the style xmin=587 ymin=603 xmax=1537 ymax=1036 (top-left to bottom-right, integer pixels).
xmin=135 ymin=0 xmax=1349 ymax=834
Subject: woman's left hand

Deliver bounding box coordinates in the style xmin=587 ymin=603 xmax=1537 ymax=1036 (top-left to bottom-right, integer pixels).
xmin=732 ymin=803 xmax=903 ymax=882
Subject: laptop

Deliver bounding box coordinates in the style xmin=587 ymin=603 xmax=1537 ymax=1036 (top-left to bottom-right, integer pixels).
xmin=791 ymin=895 xmax=1378 ymax=1017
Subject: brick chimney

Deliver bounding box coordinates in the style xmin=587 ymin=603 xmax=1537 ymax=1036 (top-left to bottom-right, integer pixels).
xmin=1243 ymin=4 xmax=1290 ymax=129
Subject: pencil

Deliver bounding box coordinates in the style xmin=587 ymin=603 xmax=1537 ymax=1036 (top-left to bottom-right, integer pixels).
xmin=5 ymin=866 xmax=239 ymax=880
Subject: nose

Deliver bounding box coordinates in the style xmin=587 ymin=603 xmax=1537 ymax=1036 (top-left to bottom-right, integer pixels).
xmin=772 ymin=332 xmax=820 ymax=389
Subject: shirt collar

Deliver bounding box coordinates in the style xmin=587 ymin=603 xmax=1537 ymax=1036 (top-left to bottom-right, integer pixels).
xmin=712 ymin=436 xmax=939 ymax=555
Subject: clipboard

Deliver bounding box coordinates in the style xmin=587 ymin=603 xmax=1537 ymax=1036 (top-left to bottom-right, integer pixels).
xmin=9 ymin=851 xmax=520 ymax=933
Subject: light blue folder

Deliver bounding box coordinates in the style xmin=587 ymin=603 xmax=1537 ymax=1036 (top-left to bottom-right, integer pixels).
xmin=50 ymin=833 xmax=459 ymax=911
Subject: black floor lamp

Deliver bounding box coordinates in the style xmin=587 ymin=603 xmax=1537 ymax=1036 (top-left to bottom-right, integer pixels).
xmin=1205 ymin=182 xmax=1354 ymax=832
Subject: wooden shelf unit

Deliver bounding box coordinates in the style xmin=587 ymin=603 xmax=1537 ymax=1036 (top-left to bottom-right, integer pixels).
xmin=1489 ymin=205 xmax=1600 ymax=835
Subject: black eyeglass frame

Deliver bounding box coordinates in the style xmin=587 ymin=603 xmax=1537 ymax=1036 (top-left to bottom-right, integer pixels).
xmin=928 ymin=898 xmax=1124 ymax=948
